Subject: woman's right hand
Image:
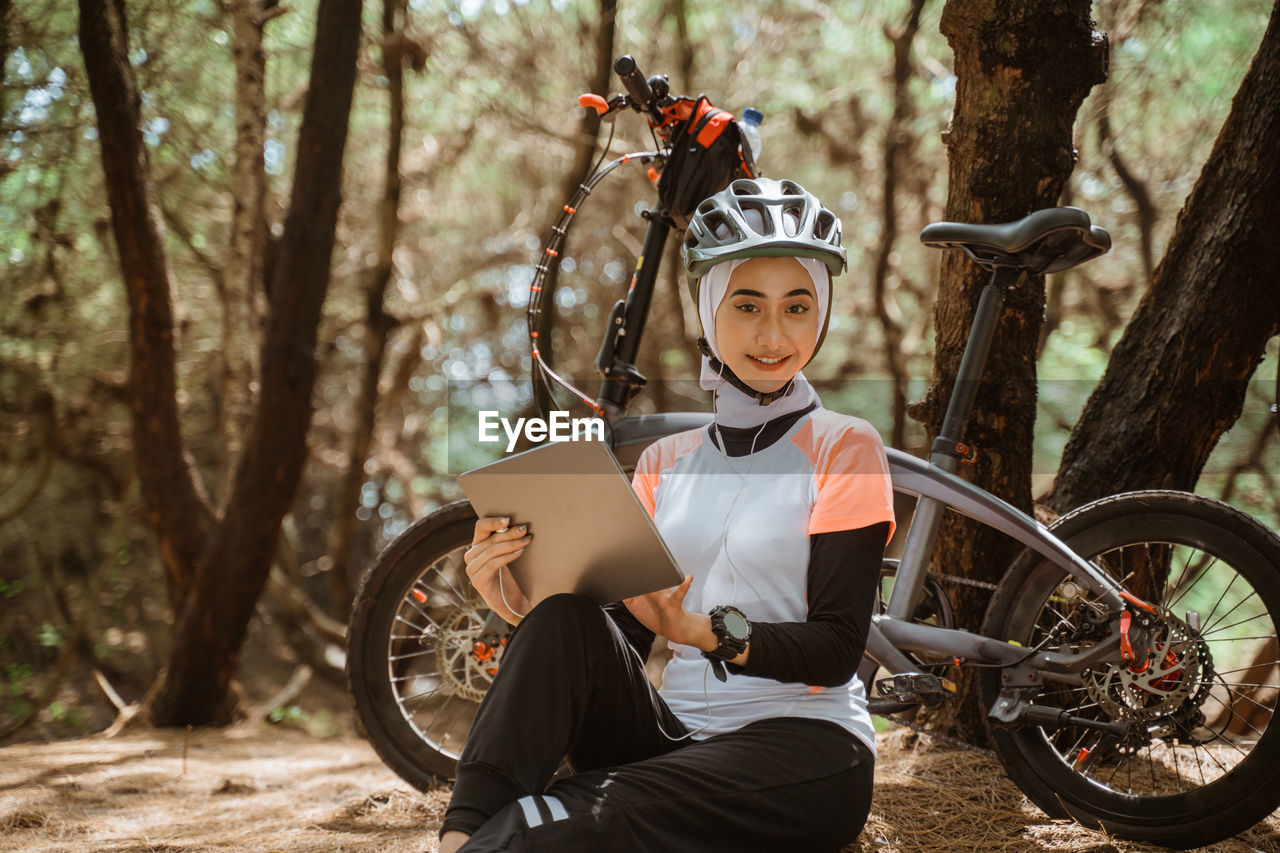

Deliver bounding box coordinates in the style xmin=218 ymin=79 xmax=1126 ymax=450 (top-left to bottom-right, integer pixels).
xmin=464 ymin=516 xmax=533 ymax=626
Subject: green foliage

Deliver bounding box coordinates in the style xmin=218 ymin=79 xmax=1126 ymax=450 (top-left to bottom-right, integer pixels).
xmin=267 ymin=703 xmax=341 ymax=737
xmin=35 ymin=622 xmax=61 ymax=650
xmin=3 ymin=662 xmax=35 ymax=717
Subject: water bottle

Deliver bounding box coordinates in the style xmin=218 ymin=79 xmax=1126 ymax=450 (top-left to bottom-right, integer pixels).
xmin=740 ymin=107 xmax=764 ymax=172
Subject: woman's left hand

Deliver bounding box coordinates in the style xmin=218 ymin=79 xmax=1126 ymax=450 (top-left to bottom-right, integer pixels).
xmin=624 ymin=576 xmax=716 ymax=652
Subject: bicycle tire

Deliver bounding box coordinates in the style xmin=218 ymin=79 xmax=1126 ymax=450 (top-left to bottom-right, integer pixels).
xmin=347 ymin=500 xmax=489 ymax=788
xmin=980 ymin=490 xmax=1280 ymax=848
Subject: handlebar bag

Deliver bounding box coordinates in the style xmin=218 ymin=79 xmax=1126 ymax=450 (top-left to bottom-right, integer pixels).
xmin=655 ymin=95 xmax=754 ymax=226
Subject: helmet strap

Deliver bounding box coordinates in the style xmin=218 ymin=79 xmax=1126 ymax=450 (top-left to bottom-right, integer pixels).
xmin=696 ymin=336 xmax=795 ymax=406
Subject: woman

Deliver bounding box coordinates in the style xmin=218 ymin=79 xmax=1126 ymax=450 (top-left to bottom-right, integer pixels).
xmin=440 ymin=178 xmax=895 ymax=853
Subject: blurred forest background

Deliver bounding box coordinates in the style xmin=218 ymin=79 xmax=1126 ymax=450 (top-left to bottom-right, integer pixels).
xmin=2 ymin=0 xmax=1277 ymax=741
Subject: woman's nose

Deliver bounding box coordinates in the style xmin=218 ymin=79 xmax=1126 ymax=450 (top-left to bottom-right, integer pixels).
xmin=756 ymin=312 xmax=785 ymax=347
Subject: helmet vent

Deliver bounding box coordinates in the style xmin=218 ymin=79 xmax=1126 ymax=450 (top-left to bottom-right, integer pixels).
xmin=781 ymin=203 xmax=804 ymax=237
xmin=705 ymin=211 xmax=737 ymax=241
xmin=740 ymin=203 xmax=771 ymax=236
xmin=814 ymin=210 xmax=836 ymax=241
xmin=730 ymin=180 xmax=761 ymax=197
xmin=780 ymin=179 xmax=804 ymax=197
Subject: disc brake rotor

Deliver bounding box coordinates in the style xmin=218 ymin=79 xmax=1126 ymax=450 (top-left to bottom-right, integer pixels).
xmin=433 ymin=603 xmax=504 ymax=703
xmin=1084 ymin=608 xmax=1207 ymax=723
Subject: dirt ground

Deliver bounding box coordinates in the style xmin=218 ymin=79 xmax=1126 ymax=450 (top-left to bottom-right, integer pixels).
xmin=2 ymin=725 xmax=1279 ymax=853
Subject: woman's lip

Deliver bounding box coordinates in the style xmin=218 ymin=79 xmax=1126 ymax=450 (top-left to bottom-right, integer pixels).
xmin=747 ymin=354 xmax=792 ymax=371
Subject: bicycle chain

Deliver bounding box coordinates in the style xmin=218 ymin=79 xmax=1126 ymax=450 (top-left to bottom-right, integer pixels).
xmin=928 ymin=571 xmax=1000 ymax=592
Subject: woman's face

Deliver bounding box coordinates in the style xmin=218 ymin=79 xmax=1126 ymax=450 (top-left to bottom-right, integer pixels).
xmin=713 ymin=256 xmax=821 ymax=394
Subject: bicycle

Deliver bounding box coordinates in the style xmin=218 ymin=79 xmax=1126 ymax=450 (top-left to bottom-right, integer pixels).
xmin=346 ymin=56 xmax=1280 ymax=849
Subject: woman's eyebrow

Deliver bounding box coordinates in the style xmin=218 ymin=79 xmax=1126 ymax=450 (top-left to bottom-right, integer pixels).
xmin=728 ymin=288 xmax=815 ymax=299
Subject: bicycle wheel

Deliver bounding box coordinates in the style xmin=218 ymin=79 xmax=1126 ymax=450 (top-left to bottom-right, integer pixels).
xmin=347 ymin=500 xmax=499 ymax=789
xmin=981 ymin=490 xmax=1280 ymax=849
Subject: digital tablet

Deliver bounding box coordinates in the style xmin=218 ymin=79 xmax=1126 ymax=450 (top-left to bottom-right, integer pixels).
xmin=457 ymin=439 xmax=686 ymax=606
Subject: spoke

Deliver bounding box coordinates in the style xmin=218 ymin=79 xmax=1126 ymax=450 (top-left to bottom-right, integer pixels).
xmin=1060 ymin=729 xmax=1092 ymax=764
xmin=435 ymin=692 xmax=474 ymax=748
xmin=1201 ymin=572 xmax=1241 ymax=633
xmin=394 ymin=614 xmax=427 ymax=634
xmin=1169 ymin=555 xmax=1220 ymax=611
xmin=1215 ymin=661 xmax=1280 ymax=675
xmin=1203 ymin=692 xmax=1266 ymax=743
xmin=430 ymin=558 xmax=477 ymax=608
xmin=1202 ymin=589 xmax=1260 ymax=637
xmin=398 ymin=682 xmax=447 ymax=703
xmin=391 ymin=670 xmax=442 ymax=683
xmin=1204 ymin=744 xmax=1235 ymax=777
xmin=1213 ymin=686 xmax=1275 ymax=718
xmin=1145 ymin=741 xmax=1158 ymax=795
xmin=389 ymin=647 xmax=437 ymax=663
xmin=1194 ymin=731 xmax=1245 ymax=772
xmin=400 ymin=597 xmax=446 ymax=636
xmin=1165 ymin=545 xmax=1199 ymax=603
xmin=1203 ymin=610 xmax=1271 ymax=638
xmin=1103 ymin=742 xmax=1125 ymax=788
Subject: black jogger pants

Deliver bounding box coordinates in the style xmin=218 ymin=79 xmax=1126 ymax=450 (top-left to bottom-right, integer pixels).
xmin=441 ymin=593 xmax=875 ymax=853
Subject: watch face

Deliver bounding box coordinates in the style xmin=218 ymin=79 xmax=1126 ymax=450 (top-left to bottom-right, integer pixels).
xmin=724 ymin=610 xmax=750 ymax=639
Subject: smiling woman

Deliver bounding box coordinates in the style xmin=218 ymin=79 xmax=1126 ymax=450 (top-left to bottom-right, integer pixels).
xmin=711 ymin=256 xmax=822 ymax=395
xmin=439 ymin=178 xmax=896 ymax=853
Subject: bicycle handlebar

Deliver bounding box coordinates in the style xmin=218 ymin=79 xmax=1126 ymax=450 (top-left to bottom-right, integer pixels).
xmin=613 ymin=54 xmax=664 ymax=122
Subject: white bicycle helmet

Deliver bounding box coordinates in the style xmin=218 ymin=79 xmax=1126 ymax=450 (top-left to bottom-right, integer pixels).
xmin=683 ymin=177 xmax=846 ymax=287
xmin=682 ymin=178 xmax=846 ymax=403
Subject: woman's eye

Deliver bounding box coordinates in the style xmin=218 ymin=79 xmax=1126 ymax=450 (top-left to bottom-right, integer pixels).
xmin=786 ymin=303 xmax=811 ymax=314
xmin=734 ymin=302 xmax=760 ymax=314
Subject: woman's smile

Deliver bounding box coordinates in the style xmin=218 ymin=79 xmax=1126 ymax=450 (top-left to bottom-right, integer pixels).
xmin=746 ymin=353 xmax=793 ymax=370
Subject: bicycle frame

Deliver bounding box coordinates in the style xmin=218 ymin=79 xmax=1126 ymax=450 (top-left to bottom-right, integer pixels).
xmin=539 ymin=211 xmax=1134 ymax=692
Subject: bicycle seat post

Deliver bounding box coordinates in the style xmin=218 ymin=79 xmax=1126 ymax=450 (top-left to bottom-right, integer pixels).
xmin=933 ymin=264 xmax=1022 ymax=470
xmin=885 ymin=263 xmax=1021 ymax=622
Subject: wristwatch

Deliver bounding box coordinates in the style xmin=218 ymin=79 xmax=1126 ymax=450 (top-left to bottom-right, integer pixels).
xmin=702 ymin=605 xmax=752 ymax=682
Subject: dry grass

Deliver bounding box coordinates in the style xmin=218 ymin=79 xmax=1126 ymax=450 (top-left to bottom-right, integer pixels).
xmin=1 ymin=725 xmax=1277 ymax=852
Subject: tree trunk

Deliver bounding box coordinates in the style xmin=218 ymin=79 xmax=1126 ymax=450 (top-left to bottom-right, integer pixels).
xmin=906 ymin=0 xmax=1107 ymax=741
xmin=146 ymin=0 xmax=364 ymax=726
xmin=77 ymin=0 xmax=212 ymax=610
xmin=218 ymin=0 xmax=273 ymax=501
xmin=326 ymin=0 xmax=409 ymax=617
xmin=872 ymin=0 xmax=926 ymax=450
xmin=1044 ymin=2 xmax=1280 ymax=512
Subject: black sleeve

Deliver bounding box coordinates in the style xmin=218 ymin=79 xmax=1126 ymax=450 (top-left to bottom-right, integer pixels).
xmin=727 ymin=522 xmax=888 ymax=688
xmin=602 ymin=600 xmax=656 ymax=660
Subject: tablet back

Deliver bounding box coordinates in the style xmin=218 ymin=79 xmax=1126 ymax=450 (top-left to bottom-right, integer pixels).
xmin=457 ymin=440 xmax=685 ymax=606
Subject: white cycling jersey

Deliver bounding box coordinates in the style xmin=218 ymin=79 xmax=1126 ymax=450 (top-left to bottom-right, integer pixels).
xmin=631 ymin=406 xmax=895 ymax=754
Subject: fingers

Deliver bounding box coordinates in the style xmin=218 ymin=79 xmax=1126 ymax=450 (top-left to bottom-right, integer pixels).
xmin=465 ymin=529 xmax=533 ymax=585
xmin=466 ymin=522 xmax=530 ymax=562
xmin=472 ymin=516 xmax=512 ymax=546
xmin=467 ymin=539 xmax=529 ymax=576
xmin=670 ymin=574 xmax=693 ymax=606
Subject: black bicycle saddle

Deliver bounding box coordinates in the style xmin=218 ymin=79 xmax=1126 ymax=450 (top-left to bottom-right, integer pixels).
xmin=920 ymin=206 xmax=1111 ymax=274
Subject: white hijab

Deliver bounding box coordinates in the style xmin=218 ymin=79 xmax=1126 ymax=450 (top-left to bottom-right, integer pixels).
xmin=697 ymin=256 xmax=829 ymax=428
